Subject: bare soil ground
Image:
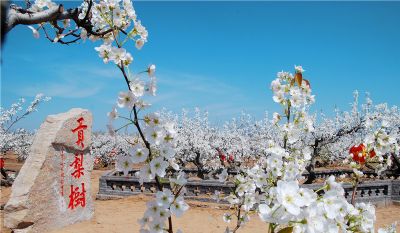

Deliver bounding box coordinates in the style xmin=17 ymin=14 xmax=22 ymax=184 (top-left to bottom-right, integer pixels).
xmin=1 ymin=154 xmax=399 ymax=233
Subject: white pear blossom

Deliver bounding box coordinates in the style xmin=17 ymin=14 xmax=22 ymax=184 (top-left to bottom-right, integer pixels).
xmin=117 ymin=91 xmax=136 ymax=109
xmin=144 ymin=113 xmax=162 ymax=127
xmin=294 ymin=65 xmax=305 ymax=73
xmin=156 ymin=189 xmax=174 ymax=208
xmin=170 ymin=196 xmax=189 ymax=217
xmin=147 ymin=78 xmax=157 ymax=96
xmin=130 ymin=79 xmax=145 ymax=97
xmin=275 ymin=180 xmax=303 ymax=216
xmin=95 ymin=43 xmax=112 ymax=63
xmin=107 ymin=106 xmax=118 ymax=120
xmin=33 ymin=0 xmax=56 ymax=10
xmin=170 ymin=171 xmax=187 ymax=186
xmin=115 ymin=155 xmax=132 ymax=176
xmin=130 ymin=144 xmax=149 ymax=163
xmin=139 ymin=164 xmax=154 ymax=184
xmin=145 ymin=126 xmax=164 ymax=145
xmin=110 ymin=47 xmax=133 ymax=66
xmin=148 ymin=219 xmax=164 ymax=233
xmin=150 ymin=156 xmax=168 ymax=177
xmin=159 ymin=145 xmax=175 ymax=159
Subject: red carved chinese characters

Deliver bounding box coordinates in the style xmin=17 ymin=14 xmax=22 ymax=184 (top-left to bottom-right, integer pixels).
xmin=70 ymin=152 xmax=84 ymax=179
xmin=71 ymin=117 xmax=87 ymax=149
xmin=60 ymin=147 xmax=65 ymax=196
xmin=68 ymin=183 xmax=86 ymax=210
xmin=66 ymin=117 xmax=88 ymax=210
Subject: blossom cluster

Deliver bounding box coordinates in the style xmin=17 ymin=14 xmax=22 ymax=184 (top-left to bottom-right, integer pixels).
xmin=271 ymin=66 xmax=315 ymax=144
xmin=139 ymin=177 xmax=188 ymax=233
xmin=85 ymin=0 xmax=149 ymax=66
xmin=344 ymin=95 xmax=399 ymax=176
xmin=84 ymin=1 xmax=190 ymax=232
xmin=271 ymin=66 xmax=315 ymax=109
xmin=217 ymin=66 xmax=394 ymax=233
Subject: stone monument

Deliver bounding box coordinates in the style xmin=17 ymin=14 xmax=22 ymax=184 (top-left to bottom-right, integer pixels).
xmin=4 ymin=108 xmax=94 ymax=233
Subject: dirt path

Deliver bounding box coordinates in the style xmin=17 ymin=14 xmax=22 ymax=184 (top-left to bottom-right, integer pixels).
xmin=1 ymin=169 xmax=400 ymax=232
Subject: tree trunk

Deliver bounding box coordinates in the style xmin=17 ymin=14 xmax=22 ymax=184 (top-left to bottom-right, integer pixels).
xmin=194 ymin=152 xmax=205 ymax=179
xmin=304 ymin=145 xmax=318 ymax=184
xmin=1 ymin=168 xmax=8 ymax=180
xmin=304 ymin=161 xmax=316 ymax=184
xmin=391 ymin=153 xmax=400 ymax=174
xmin=1 ymin=1 xmax=9 ymax=46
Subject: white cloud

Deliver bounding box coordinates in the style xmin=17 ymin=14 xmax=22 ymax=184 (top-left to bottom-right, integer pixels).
xmin=158 ymin=71 xmax=241 ymax=96
xmin=59 ymin=64 xmax=120 ymax=79
xmin=20 ymin=82 xmax=103 ymax=98
xmin=14 ymin=63 xmax=116 ymax=98
xmin=149 ymin=70 xmax=264 ymax=122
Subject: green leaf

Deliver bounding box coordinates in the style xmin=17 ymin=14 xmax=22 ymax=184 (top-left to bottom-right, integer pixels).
xmin=277 ymin=226 xmax=294 ymax=233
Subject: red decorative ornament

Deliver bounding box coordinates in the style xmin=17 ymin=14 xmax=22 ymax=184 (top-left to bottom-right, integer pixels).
xmin=228 ymin=154 xmax=234 ymax=163
xmin=349 ymin=144 xmax=376 ymax=164
xmin=216 ymin=148 xmax=226 ymax=162
xmin=94 ymin=158 xmax=100 ymax=165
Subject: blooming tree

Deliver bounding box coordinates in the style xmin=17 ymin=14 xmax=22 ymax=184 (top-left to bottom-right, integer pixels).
xmin=90 ymin=132 xmax=132 ymax=167
xmin=4 ymin=1 xmax=400 ymax=232
xmin=306 ymin=91 xmax=400 ymax=182
xmin=5 ymin=0 xmax=189 ymax=232
xmin=217 ymin=66 xmax=397 ymax=233
xmin=168 ymin=108 xmax=219 ymax=178
xmin=163 ymin=95 xmax=400 ymax=183
xmin=159 ymin=109 xmax=276 ymax=179
xmin=0 ymin=94 xmax=50 ymax=160
xmin=1 ymin=94 xmax=50 ymax=186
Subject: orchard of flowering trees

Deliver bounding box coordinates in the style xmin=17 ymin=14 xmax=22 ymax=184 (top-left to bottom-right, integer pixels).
xmin=90 ymin=92 xmax=400 ymax=182
xmin=0 ymin=94 xmax=50 ymax=185
xmin=2 ymin=0 xmax=400 ymax=233
xmin=0 ymin=94 xmax=51 ymax=160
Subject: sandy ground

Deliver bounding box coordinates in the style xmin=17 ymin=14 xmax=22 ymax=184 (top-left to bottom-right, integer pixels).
xmin=1 ymin=155 xmax=400 ymax=233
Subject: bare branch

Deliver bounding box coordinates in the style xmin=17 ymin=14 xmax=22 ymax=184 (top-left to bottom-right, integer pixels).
xmin=6 ymin=5 xmax=65 ymax=32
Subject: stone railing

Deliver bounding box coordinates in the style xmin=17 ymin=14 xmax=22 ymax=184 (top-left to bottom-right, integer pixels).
xmin=97 ymin=170 xmax=400 ymax=205
xmin=103 ymin=168 xmax=400 ymax=180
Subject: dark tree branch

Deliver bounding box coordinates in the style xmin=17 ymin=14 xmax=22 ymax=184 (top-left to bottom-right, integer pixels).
xmin=82 ymin=0 xmax=93 ymax=23
xmin=5 ymin=1 xmax=113 ymax=43
xmin=6 ymin=5 xmax=64 ymax=33
xmin=304 ymin=119 xmax=366 ymax=183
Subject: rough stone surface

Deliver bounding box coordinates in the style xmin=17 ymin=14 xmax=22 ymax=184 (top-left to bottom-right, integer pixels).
xmin=4 ymin=108 xmax=94 ymax=233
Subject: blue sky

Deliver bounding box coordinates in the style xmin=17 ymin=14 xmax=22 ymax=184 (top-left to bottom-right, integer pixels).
xmin=1 ymin=1 xmax=400 ymax=131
